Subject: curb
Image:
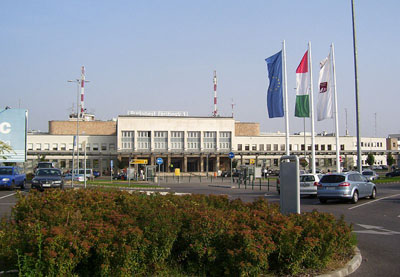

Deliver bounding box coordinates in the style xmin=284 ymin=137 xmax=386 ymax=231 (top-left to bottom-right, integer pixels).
xmin=208 ymin=184 xmax=236 ymax=189
xmin=317 ymin=246 xmax=362 ymax=277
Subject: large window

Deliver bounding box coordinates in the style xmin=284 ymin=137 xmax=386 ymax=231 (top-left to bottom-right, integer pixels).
xmin=154 ymin=131 xmax=168 ymax=150
xmin=171 ymin=131 xmax=184 ymax=150
xmin=121 ymin=131 xmax=134 ymax=150
xmin=187 ymin=131 xmax=200 ymax=150
xmin=203 ymin=131 xmax=216 ymax=150
xmin=237 ymin=144 xmax=242 ymax=151
xmin=219 ymin=131 xmax=231 ymax=150
xmin=137 ymin=131 xmax=151 ymax=150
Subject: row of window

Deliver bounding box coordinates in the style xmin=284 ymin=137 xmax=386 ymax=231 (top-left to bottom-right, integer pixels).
xmin=361 ymin=142 xmax=383 ymax=148
xmin=27 ymin=143 xmax=115 ymax=152
xmin=237 ymin=143 xmax=346 ymax=151
xmin=122 ymin=131 xmax=231 ymax=139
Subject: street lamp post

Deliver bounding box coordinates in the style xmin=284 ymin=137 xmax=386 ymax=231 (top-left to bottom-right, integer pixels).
xmin=68 ymin=79 xmax=80 ymax=184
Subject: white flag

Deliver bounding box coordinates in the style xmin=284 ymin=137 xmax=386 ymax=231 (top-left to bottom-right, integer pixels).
xmin=317 ymin=52 xmax=333 ymax=121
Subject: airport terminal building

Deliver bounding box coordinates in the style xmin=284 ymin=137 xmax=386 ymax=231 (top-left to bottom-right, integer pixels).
xmin=25 ymin=112 xmax=397 ymax=174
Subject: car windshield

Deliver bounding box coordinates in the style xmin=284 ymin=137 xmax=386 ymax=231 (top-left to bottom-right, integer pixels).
xmin=362 ymin=171 xmax=373 ymax=176
xmin=0 ymin=168 xmax=13 ymax=175
xmin=38 ymin=163 xmax=52 ymax=168
xmin=320 ymin=174 xmax=345 ymax=183
xmin=36 ymin=169 xmax=61 ymax=176
xmin=300 ymin=175 xmax=315 ymax=182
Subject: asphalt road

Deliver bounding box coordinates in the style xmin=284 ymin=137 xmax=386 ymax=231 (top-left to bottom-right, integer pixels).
xmin=0 ymin=180 xmax=399 ymax=276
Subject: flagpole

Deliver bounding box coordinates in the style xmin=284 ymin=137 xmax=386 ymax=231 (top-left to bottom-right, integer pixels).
xmin=351 ymin=0 xmax=362 ymax=173
xmin=282 ymin=40 xmax=290 ymax=156
xmin=331 ymin=43 xmax=341 ymax=172
xmin=308 ymin=42 xmax=316 ymax=174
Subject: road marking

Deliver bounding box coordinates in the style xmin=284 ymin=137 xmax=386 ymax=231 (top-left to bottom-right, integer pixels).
xmin=354 ymin=224 xmax=400 ymax=235
xmin=0 ymin=193 xmax=17 ymax=200
xmin=348 ymin=193 xmax=400 ymax=210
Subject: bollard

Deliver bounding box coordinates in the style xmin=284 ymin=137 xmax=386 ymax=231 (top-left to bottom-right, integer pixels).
xmin=259 ymin=178 xmax=262 ymax=190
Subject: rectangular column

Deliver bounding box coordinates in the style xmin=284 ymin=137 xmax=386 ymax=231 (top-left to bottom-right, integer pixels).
xmin=183 ymin=155 xmax=188 ymax=172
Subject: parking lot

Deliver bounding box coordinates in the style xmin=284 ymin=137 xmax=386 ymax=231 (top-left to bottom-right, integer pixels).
xmin=1 ymin=180 xmax=399 ymax=276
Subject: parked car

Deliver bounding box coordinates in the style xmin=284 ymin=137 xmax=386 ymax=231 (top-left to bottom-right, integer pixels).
xmin=300 ymin=174 xmax=323 ymax=196
xmin=317 ymin=172 xmax=376 ymax=204
xmin=385 ymin=170 xmax=400 ymax=178
xmin=93 ymin=171 xmax=101 ymax=178
xmin=0 ymin=166 xmax=26 ymax=190
xmin=73 ymin=168 xmax=94 ymax=179
xmin=34 ymin=162 xmax=55 ymax=172
xmin=362 ymin=170 xmax=379 ymax=181
xmin=221 ymin=169 xmax=240 ymax=177
xmin=31 ymin=168 xmax=64 ymax=191
xmin=64 ymin=173 xmax=87 ymax=182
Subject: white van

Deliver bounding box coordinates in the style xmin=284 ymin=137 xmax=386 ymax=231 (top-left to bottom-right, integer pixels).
xmin=73 ymin=169 xmax=94 ymax=179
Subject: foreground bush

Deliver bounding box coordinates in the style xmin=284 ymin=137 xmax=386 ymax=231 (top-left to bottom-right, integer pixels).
xmin=0 ymin=190 xmax=356 ymax=276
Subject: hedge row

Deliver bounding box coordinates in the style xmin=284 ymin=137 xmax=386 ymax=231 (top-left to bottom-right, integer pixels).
xmin=0 ymin=190 xmax=356 ymax=276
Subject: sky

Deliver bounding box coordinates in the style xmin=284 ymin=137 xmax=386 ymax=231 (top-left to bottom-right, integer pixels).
xmin=1 ymin=0 xmax=399 ymax=137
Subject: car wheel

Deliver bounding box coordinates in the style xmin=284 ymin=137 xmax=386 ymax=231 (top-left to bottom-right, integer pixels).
xmin=319 ymin=198 xmax=327 ymax=204
xmin=20 ymin=180 xmax=26 ymax=190
xmin=370 ymin=188 xmax=377 ymax=199
xmin=351 ymin=190 xmax=359 ymax=204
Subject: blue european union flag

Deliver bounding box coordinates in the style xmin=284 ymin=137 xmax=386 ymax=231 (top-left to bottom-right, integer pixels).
xmin=266 ymin=51 xmax=284 ymax=118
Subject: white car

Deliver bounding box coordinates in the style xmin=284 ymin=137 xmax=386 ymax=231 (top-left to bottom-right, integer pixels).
xmin=300 ymin=174 xmax=323 ymax=196
xmin=362 ymin=170 xmax=379 ymax=181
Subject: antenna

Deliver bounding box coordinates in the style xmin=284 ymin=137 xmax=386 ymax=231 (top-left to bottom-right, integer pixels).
xmin=213 ymin=70 xmax=218 ymax=117
xmin=80 ymin=66 xmax=85 ymax=117
xmin=345 ymin=108 xmax=349 ymax=136
xmin=231 ymin=98 xmax=236 ymax=118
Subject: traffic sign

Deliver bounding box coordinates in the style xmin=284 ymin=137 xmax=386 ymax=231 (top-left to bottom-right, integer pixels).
xmin=250 ymin=159 xmax=255 ymax=165
xmin=228 ymin=152 xmax=235 ymax=159
xmin=156 ymin=157 xmax=163 ymax=165
xmin=130 ymin=159 xmax=148 ymax=165
xmin=110 ymin=160 xmax=113 ymax=168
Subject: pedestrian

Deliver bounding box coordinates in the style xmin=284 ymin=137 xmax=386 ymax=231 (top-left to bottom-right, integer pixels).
xmin=140 ymin=169 xmax=144 ymax=180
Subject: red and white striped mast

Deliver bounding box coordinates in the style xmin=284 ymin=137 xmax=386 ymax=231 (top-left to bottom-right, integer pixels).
xmin=80 ymin=66 xmax=86 ymax=117
xmin=213 ymin=70 xmax=218 ymax=117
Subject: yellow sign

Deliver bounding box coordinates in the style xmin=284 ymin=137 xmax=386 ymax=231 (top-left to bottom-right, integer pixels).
xmin=174 ymin=168 xmax=180 ymax=176
xmin=250 ymin=159 xmax=255 ymax=165
xmin=130 ymin=159 xmax=148 ymax=165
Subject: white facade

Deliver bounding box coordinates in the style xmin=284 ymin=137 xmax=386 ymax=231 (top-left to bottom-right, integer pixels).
xmin=22 ymin=116 xmax=393 ymax=173
xmin=26 ymin=133 xmax=117 ymax=173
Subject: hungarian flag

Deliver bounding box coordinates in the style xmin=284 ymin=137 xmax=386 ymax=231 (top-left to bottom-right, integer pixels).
xmin=317 ymin=52 xmax=333 ymax=121
xmin=295 ymin=51 xmax=310 ymax=117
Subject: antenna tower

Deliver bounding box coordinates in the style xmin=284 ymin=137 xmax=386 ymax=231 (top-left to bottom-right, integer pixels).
xmin=213 ymin=70 xmax=218 ymax=117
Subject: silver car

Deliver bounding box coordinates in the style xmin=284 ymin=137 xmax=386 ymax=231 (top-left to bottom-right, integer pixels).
xmin=300 ymin=174 xmax=323 ymax=196
xmin=317 ymin=172 xmax=377 ymax=204
xmin=362 ymin=170 xmax=379 ymax=181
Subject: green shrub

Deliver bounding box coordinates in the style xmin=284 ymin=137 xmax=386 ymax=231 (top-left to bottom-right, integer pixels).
xmin=0 ymin=190 xmax=356 ymax=276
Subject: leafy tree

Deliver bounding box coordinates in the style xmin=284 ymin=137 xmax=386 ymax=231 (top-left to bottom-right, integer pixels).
xmin=232 ymin=159 xmax=238 ymax=169
xmin=366 ymin=153 xmax=375 ymax=167
xmin=299 ymin=158 xmax=308 ymax=169
xmin=0 ymin=140 xmax=13 ymax=160
xmin=387 ymin=153 xmax=395 ymax=169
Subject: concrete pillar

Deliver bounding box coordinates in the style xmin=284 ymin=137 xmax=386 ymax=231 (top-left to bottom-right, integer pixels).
xmin=150 ymin=155 xmax=155 ymax=166
xmin=150 ymin=131 xmax=154 ymax=151
xmin=183 ymin=155 xmax=187 ymax=172
xmin=200 ymin=155 xmax=204 ymax=172
xmin=216 ymin=155 xmax=220 ymax=172
xmin=167 ymin=155 xmax=172 ymax=172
